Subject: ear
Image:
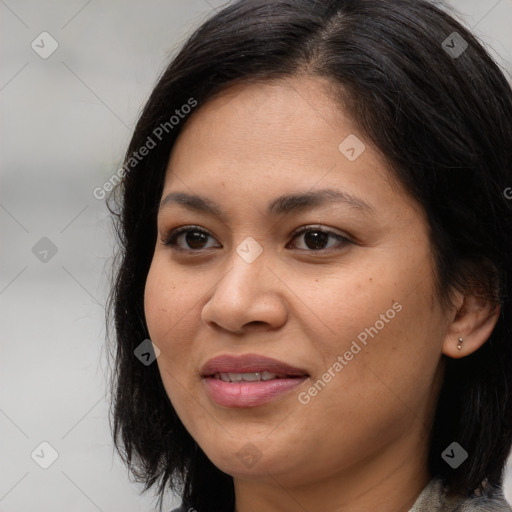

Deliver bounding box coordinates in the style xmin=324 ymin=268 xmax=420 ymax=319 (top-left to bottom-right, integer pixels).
xmin=442 ymin=289 xmax=500 ymax=359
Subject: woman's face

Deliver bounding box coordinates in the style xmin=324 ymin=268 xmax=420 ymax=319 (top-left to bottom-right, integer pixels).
xmin=144 ymin=77 xmax=452 ymax=493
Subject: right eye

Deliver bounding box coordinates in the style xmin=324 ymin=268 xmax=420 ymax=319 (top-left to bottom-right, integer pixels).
xmin=162 ymin=226 xmax=222 ymax=252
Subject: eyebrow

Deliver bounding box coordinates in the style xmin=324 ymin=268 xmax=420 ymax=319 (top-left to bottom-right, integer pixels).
xmin=158 ymin=188 xmax=374 ymax=217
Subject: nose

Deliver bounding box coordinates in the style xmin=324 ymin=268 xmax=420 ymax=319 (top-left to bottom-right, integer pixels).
xmin=200 ymin=248 xmax=288 ymax=335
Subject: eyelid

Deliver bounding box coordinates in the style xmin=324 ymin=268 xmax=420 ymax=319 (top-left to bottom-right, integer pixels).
xmin=161 ymin=224 xmax=353 ymax=252
xmin=289 ymin=224 xmax=352 ymax=241
xmin=161 ymin=225 xmax=221 ymax=249
xmin=287 ymin=225 xmax=353 ymax=251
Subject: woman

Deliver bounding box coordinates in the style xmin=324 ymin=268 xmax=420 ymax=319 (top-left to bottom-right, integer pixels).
xmin=107 ymin=1 xmax=512 ymax=510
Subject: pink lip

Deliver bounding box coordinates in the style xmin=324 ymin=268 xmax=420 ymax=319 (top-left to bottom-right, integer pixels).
xmin=201 ymin=354 xmax=309 ymax=408
xmin=201 ymin=353 xmax=308 ymax=377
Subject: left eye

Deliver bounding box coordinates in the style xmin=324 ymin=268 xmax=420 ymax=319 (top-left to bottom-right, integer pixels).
xmin=162 ymin=226 xmax=351 ymax=252
xmin=288 ymin=227 xmax=351 ymax=251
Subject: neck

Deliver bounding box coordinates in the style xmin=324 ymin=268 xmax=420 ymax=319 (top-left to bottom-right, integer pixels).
xmin=233 ymin=433 xmax=431 ymax=512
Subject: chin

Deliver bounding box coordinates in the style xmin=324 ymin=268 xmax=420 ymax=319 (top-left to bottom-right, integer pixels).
xmin=207 ymin=448 xmax=280 ymax=480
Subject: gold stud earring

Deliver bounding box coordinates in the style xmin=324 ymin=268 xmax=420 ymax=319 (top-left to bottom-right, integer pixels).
xmin=457 ymin=337 xmax=463 ymax=351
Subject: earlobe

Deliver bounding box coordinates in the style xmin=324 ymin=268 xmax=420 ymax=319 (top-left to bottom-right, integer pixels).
xmin=442 ymin=292 xmax=500 ymax=359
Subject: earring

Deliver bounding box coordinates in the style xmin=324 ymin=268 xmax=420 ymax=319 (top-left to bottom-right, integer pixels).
xmin=457 ymin=337 xmax=463 ymax=351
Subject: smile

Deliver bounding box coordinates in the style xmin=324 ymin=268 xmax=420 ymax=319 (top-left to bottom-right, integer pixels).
xmin=203 ymin=376 xmax=308 ymax=408
xmin=201 ymin=354 xmax=309 ymax=408
xmin=213 ymin=371 xmax=296 ymax=382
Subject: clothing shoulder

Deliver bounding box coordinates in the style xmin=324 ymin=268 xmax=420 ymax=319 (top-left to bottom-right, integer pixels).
xmin=450 ymin=495 xmax=512 ymax=512
xmin=410 ymin=478 xmax=512 ymax=512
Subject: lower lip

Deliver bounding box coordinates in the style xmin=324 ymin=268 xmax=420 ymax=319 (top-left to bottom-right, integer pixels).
xmin=203 ymin=376 xmax=307 ymax=408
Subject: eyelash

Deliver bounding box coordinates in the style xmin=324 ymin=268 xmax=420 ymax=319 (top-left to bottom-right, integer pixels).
xmin=161 ymin=225 xmax=352 ymax=253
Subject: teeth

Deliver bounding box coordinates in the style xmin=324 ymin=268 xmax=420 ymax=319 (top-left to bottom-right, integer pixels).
xmin=214 ymin=371 xmax=281 ymax=382
xmin=240 ymin=372 xmax=263 ymax=382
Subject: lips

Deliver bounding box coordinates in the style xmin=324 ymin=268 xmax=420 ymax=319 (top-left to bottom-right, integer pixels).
xmin=201 ymin=354 xmax=309 ymax=379
xmin=201 ymin=354 xmax=309 ymax=408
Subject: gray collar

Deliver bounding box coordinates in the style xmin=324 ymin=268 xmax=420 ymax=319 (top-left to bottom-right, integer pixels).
xmin=409 ymin=477 xmax=512 ymax=512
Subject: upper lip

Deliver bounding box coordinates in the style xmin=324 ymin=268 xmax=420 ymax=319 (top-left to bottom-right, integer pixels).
xmin=200 ymin=353 xmax=309 ymax=377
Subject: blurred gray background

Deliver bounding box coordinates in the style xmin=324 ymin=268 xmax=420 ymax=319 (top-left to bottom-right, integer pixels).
xmin=1 ymin=1 xmax=511 ymax=510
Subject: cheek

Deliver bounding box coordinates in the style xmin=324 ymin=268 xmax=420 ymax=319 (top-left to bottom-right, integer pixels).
xmin=144 ymin=259 xmax=194 ymax=377
xmin=285 ymin=265 xmax=411 ymax=365
xmin=144 ymin=261 xmax=197 ymax=411
xmin=144 ymin=257 xmax=197 ymax=339
xmin=304 ymin=254 xmax=444 ymax=406
xmin=144 ymin=263 xmax=170 ymax=343
xmin=319 ymin=278 xmax=444 ymax=423
xmin=144 ymin=265 xmax=167 ymax=360
xmin=143 ymin=256 xmax=214 ymax=393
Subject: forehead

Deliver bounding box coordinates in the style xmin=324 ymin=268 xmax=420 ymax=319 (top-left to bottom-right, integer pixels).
xmin=174 ymin=76 xmax=350 ymax=153
xmin=172 ymin=79 xmax=365 ymax=167
xmin=161 ymin=76 xmax=413 ymax=218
